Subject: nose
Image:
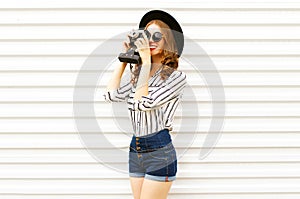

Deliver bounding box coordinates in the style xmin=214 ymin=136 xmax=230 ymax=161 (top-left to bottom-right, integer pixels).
xmin=149 ymin=40 xmax=157 ymax=45
xmin=149 ymin=36 xmax=154 ymax=42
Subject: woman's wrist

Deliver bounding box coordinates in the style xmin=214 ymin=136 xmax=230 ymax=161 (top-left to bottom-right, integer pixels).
xmin=120 ymin=62 xmax=127 ymax=68
xmin=141 ymin=56 xmax=151 ymax=67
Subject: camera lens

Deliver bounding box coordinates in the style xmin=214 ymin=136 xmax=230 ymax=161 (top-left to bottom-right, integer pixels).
xmin=131 ymin=31 xmax=140 ymax=39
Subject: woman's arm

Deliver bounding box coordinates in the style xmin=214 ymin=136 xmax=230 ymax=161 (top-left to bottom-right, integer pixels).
xmin=103 ymin=35 xmax=135 ymax=102
xmin=133 ymin=31 xmax=151 ymax=101
xmin=133 ymin=57 xmax=151 ymax=100
xmin=103 ymin=62 xmax=132 ymax=102
xmin=106 ymin=62 xmax=127 ymax=91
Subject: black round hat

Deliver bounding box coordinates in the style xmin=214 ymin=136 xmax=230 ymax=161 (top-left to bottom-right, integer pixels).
xmin=139 ymin=9 xmax=184 ymax=57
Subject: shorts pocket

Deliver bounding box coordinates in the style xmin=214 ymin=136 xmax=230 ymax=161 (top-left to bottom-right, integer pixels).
xmin=164 ymin=144 xmax=177 ymax=166
xmin=147 ymin=148 xmax=168 ymax=160
xmin=164 ymin=143 xmax=175 ymax=154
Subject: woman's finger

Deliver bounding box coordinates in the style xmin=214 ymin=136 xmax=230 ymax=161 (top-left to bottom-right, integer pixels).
xmin=123 ymin=41 xmax=127 ymax=49
xmin=135 ymin=38 xmax=143 ymax=46
xmin=142 ymin=31 xmax=149 ymax=43
xmin=126 ymin=34 xmax=130 ymax=43
xmin=134 ymin=40 xmax=140 ymax=48
xmin=125 ymin=40 xmax=129 ymax=46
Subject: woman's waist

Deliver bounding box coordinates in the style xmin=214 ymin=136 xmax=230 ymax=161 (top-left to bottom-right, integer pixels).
xmin=129 ymin=128 xmax=172 ymax=152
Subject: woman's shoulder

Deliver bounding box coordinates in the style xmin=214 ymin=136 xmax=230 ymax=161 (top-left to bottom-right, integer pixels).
xmin=161 ymin=69 xmax=187 ymax=86
xmin=170 ymin=69 xmax=187 ymax=79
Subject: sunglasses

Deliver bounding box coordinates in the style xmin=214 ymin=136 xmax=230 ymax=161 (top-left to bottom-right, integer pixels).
xmin=144 ymin=30 xmax=164 ymax=42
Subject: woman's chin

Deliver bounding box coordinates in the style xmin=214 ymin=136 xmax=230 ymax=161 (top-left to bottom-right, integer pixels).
xmin=150 ymin=48 xmax=162 ymax=56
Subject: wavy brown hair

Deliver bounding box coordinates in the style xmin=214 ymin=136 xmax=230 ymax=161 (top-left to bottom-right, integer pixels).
xmin=130 ymin=19 xmax=180 ymax=86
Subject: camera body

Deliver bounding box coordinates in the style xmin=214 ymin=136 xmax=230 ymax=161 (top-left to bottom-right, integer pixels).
xmin=118 ymin=29 xmax=150 ymax=64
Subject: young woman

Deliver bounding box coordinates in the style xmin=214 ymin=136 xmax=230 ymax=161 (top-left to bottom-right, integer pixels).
xmin=103 ymin=10 xmax=187 ymax=199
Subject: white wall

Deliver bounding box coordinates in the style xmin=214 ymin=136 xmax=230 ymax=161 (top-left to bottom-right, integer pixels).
xmin=1 ymin=0 xmax=300 ymax=198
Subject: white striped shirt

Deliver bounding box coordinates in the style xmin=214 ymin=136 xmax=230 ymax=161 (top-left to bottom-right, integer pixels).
xmin=103 ymin=67 xmax=187 ymax=137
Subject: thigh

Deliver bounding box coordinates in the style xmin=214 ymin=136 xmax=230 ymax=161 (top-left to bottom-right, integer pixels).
xmin=140 ymin=178 xmax=173 ymax=199
xmin=130 ymin=177 xmax=145 ymax=199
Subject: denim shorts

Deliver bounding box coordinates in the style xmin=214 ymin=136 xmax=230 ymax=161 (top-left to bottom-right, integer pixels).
xmin=128 ymin=128 xmax=177 ymax=182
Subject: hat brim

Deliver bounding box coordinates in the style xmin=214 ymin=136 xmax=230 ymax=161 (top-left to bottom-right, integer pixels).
xmin=138 ymin=10 xmax=184 ymax=57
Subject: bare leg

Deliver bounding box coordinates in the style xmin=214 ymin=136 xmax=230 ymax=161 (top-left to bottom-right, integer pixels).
xmin=130 ymin=177 xmax=145 ymax=199
xmin=140 ymin=178 xmax=173 ymax=199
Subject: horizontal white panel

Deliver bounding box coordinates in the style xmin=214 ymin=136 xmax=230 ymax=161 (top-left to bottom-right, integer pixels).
xmin=185 ymin=72 xmax=300 ymax=86
xmin=0 ymin=164 xmax=130 ymax=178
xmin=0 ymin=72 xmax=300 ymax=86
xmin=2 ymin=11 xmax=300 ymax=24
xmin=0 ymin=133 xmax=299 ymax=148
xmin=1 ymin=102 xmax=300 ymax=117
xmin=101 ymin=71 xmax=300 ymax=86
xmin=1 ymin=0 xmax=300 ymax=9
xmin=0 ymin=57 xmax=300 ymax=71
xmin=0 ymin=195 xmax=133 ymax=199
xmin=0 ymin=118 xmax=299 ymax=133
xmin=180 ymin=148 xmax=300 ymax=163
xmin=0 ymin=178 xmax=300 ymax=194
xmin=1 ymin=87 xmax=300 ymax=102
xmin=0 ymin=148 xmax=299 ymax=164
xmin=0 ymin=42 xmax=99 ymax=55
xmin=1 ymin=41 xmax=300 ymax=56
xmin=0 ymin=194 xmax=300 ymax=199
xmin=0 ymin=162 xmax=297 ymax=178
xmin=0 ymin=179 xmax=130 ymax=194
xmin=0 ymin=163 xmax=299 ymax=180
xmin=1 ymin=26 xmax=300 ymax=39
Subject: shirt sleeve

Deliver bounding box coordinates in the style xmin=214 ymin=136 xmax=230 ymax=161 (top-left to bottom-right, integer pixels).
xmin=131 ymin=70 xmax=187 ymax=111
xmin=103 ymin=74 xmax=133 ymax=103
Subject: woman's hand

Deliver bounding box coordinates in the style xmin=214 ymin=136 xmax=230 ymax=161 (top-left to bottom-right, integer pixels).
xmin=122 ymin=41 xmax=130 ymax=53
xmin=122 ymin=33 xmax=132 ymax=53
xmin=134 ymin=31 xmax=151 ymax=64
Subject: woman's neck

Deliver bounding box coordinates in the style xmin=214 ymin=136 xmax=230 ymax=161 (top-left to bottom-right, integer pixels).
xmin=151 ymin=54 xmax=163 ymax=70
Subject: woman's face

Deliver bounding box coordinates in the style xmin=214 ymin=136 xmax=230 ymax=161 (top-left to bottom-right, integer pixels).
xmin=146 ymin=24 xmax=165 ymax=56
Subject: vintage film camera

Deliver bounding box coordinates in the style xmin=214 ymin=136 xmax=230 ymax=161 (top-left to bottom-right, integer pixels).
xmin=118 ymin=28 xmax=151 ymax=64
